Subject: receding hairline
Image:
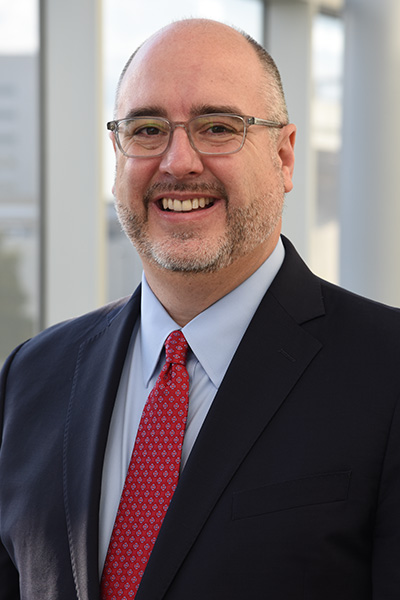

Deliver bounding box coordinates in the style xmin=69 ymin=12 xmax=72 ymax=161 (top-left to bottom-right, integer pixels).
xmin=114 ymin=19 xmax=289 ymax=123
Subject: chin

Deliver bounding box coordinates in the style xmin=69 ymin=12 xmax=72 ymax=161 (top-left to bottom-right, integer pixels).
xmin=143 ymin=238 xmax=235 ymax=274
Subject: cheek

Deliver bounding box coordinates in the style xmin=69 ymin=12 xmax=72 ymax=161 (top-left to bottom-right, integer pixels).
xmin=224 ymin=164 xmax=261 ymax=207
xmin=222 ymin=149 xmax=273 ymax=197
xmin=114 ymin=160 xmax=149 ymax=206
xmin=205 ymin=159 xmax=250 ymax=206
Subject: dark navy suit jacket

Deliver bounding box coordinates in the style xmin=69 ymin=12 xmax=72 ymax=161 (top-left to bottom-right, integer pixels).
xmin=1 ymin=237 xmax=400 ymax=599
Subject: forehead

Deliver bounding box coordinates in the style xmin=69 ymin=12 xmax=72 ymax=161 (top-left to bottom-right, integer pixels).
xmin=117 ymin=23 xmax=267 ymax=119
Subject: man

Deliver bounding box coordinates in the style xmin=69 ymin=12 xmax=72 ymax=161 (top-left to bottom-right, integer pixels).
xmin=1 ymin=18 xmax=400 ymax=600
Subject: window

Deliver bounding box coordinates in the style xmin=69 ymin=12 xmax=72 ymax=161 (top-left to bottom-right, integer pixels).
xmin=0 ymin=0 xmax=40 ymax=362
xmin=311 ymin=11 xmax=344 ymax=283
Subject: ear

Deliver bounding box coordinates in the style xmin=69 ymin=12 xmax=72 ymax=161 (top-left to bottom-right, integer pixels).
xmin=277 ymin=124 xmax=296 ymax=193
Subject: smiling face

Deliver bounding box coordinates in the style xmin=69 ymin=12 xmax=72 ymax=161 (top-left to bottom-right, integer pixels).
xmin=112 ymin=20 xmax=296 ymax=278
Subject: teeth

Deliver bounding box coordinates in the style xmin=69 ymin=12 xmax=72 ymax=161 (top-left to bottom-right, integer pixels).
xmin=173 ymin=199 xmax=182 ymax=212
xmin=182 ymin=200 xmax=192 ymax=212
xmin=161 ymin=197 xmax=211 ymax=212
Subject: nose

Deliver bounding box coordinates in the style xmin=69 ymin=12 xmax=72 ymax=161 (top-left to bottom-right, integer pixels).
xmin=158 ymin=125 xmax=204 ymax=179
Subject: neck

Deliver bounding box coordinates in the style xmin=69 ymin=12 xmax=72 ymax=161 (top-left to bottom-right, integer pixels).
xmin=142 ymin=236 xmax=280 ymax=326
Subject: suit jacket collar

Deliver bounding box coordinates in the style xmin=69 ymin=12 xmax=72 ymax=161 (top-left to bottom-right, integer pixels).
xmin=270 ymin=236 xmax=325 ymax=324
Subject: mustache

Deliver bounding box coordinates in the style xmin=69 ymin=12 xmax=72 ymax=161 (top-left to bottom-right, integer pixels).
xmin=143 ymin=181 xmax=228 ymax=205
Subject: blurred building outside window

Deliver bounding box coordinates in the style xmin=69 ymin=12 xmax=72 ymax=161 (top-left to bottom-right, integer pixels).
xmin=0 ymin=0 xmax=40 ymax=363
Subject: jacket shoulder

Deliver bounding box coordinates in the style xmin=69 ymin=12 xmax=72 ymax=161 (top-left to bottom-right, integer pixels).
xmin=27 ymin=296 xmax=130 ymax=347
xmin=2 ymin=291 xmax=139 ymax=376
xmin=319 ymin=277 xmax=400 ymax=332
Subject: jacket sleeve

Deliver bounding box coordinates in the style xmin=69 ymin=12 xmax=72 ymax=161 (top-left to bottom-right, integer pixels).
xmin=0 ymin=347 xmax=23 ymax=599
xmin=0 ymin=539 xmax=20 ymax=600
xmin=372 ymin=393 xmax=400 ymax=597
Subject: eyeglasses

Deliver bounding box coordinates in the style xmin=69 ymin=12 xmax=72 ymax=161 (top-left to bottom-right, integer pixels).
xmin=107 ymin=113 xmax=285 ymax=158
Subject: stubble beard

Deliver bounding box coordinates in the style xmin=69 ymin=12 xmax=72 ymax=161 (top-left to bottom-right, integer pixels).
xmin=114 ymin=178 xmax=285 ymax=274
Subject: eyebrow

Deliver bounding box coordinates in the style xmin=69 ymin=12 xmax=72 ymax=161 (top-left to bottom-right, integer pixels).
xmin=123 ymin=106 xmax=168 ymax=120
xmin=122 ymin=104 xmax=245 ymax=121
xmin=191 ymin=104 xmax=244 ymax=117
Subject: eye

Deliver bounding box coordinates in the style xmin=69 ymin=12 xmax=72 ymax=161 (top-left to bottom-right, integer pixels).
xmin=193 ymin=115 xmax=242 ymax=139
xmin=202 ymin=122 xmax=237 ymax=136
xmin=134 ymin=125 xmax=165 ymax=137
xmin=207 ymin=123 xmax=235 ymax=134
xmin=122 ymin=119 xmax=169 ymax=139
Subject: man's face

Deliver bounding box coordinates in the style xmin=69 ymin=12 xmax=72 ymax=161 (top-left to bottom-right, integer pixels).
xmin=112 ymin=22 xmax=296 ymax=275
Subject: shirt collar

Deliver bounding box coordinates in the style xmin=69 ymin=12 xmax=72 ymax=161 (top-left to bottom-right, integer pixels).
xmin=140 ymin=237 xmax=285 ymax=388
xmin=140 ymin=279 xmax=179 ymax=387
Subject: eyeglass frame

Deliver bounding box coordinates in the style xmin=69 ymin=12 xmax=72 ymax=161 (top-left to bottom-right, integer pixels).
xmin=106 ymin=113 xmax=286 ymax=158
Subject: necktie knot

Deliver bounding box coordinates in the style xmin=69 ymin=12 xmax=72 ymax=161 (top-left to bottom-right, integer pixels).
xmin=165 ymin=329 xmax=188 ymax=366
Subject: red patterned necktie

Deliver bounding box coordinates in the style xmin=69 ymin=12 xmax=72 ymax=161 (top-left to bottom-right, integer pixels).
xmin=101 ymin=330 xmax=190 ymax=599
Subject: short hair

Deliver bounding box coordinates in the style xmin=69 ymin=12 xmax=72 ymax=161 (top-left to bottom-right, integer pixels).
xmin=114 ymin=45 xmax=141 ymax=118
xmin=114 ymin=21 xmax=289 ymax=124
xmin=239 ymin=30 xmax=289 ymax=124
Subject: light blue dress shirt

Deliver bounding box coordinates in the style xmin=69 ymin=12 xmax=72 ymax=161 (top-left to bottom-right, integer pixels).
xmin=99 ymin=237 xmax=285 ymax=573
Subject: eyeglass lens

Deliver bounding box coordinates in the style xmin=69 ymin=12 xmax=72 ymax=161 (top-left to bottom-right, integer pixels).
xmin=116 ymin=114 xmax=246 ymax=157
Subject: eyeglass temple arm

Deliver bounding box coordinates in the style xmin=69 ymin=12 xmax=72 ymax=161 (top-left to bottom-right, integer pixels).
xmin=247 ymin=117 xmax=285 ymax=129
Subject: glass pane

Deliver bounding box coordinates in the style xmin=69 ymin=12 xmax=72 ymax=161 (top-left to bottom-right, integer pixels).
xmin=0 ymin=0 xmax=40 ymax=362
xmin=103 ymin=0 xmax=264 ymax=301
xmin=311 ymin=12 xmax=344 ymax=284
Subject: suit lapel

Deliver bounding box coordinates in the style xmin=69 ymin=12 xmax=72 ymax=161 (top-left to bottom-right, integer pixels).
xmin=62 ymin=291 xmax=140 ymax=600
xmin=136 ymin=239 xmax=325 ymax=599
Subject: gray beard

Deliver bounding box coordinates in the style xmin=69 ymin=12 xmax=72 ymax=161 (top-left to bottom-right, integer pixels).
xmin=115 ymin=181 xmax=285 ymax=274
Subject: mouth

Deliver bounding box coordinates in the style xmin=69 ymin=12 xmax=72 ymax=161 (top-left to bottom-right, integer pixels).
xmin=159 ymin=197 xmax=215 ymax=212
